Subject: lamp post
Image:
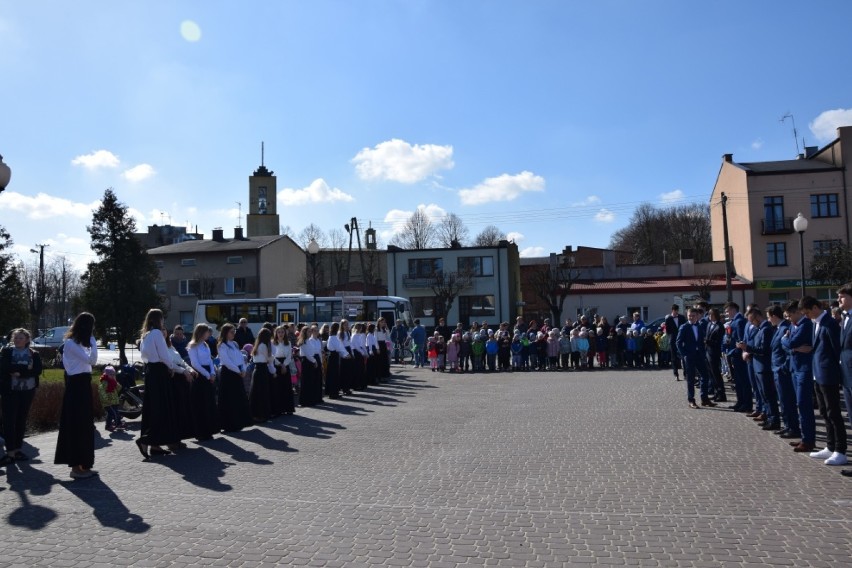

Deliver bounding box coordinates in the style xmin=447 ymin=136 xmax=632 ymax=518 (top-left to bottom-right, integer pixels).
xmin=793 ymin=212 xmax=808 ymax=298
xmin=0 ymin=154 xmax=11 ymax=193
xmin=307 ymin=238 xmax=320 ymax=321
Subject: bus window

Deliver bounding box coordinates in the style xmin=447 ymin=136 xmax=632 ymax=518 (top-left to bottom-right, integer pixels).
xmin=299 ymin=300 xmax=342 ymax=323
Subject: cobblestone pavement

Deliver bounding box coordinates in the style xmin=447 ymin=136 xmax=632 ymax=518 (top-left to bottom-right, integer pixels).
xmin=2 ymin=367 xmax=851 ymax=567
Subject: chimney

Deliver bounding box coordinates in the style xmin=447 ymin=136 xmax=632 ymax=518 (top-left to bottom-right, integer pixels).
xmin=234 ymin=227 xmax=244 ymax=240
xmin=679 ymin=248 xmax=694 ymax=277
xmin=602 ymin=250 xmax=616 ymax=278
xmin=722 ymin=153 xmax=733 ymax=163
xmin=212 ymin=228 xmax=225 ymax=242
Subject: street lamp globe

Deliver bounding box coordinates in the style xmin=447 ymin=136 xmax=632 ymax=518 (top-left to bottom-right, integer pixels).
xmin=793 ymin=212 xmax=808 ymax=233
xmin=307 ymin=238 xmax=320 ymax=255
xmin=0 ymin=154 xmax=11 ymax=192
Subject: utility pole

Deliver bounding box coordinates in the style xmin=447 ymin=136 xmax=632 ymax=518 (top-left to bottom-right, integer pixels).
xmin=721 ymin=193 xmax=733 ymax=302
xmin=30 ymin=243 xmax=49 ymax=332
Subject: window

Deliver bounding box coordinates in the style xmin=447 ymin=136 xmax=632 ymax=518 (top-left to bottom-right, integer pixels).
xmin=224 ymin=277 xmax=246 ymax=295
xmin=179 ymin=311 xmax=194 ymax=328
xmin=407 ymin=258 xmax=443 ymax=278
xmin=410 ymin=296 xmax=437 ymax=317
xmin=154 ymin=281 xmax=167 ymax=294
xmin=811 ymin=194 xmax=839 ymax=218
xmin=204 ymin=302 xmax=276 ymax=326
xmin=179 ymin=279 xmax=199 ymax=296
xmin=767 ymin=243 xmax=787 ymax=266
xmin=814 ymin=239 xmax=842 ymax=257
xmin=226 ymin=256 xmax=243 ymax=264
xmin=458 ymin=256 xmax=494 ymax=277
xmin=459 ymin=295 xmax=496 ymax=317
xmin=763 ymin=196 xmax=785 ymax=232
xmin=154 ymin=260 xmax=165 ymax=269
xmin=180 ymin=258 xmax=196 ymax=267
xmin=626 ymin=306 xmax=649 ymax=322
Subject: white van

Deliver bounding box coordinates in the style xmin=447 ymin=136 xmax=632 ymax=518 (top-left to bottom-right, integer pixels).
xmin=32 ymin=326 xmax=70 ymax=347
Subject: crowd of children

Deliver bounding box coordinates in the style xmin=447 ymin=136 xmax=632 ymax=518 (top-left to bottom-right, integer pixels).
xmin=423 ymin=316 xmax=680 ymax=373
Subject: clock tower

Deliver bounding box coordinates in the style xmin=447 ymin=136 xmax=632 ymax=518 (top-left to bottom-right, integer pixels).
xmin=246 ymin=143 xmax=281 ymax=237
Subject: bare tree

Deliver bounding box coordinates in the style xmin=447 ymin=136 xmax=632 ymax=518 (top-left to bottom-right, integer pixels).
xmin=690 ymin=272 xmax=716 ymax=303
xmin=609 ymin=203 xmax=711 ymax=264
xmin=44 ymin=256 xmax=82 ymax=327
xmin=20 ymin=257 xmax=51 ymax=333
xmin=430 ymin=269 xmax=473 ymax=319
xmin=809 ymin=240 xmax=852 ymax=283
xmin=473 ymin=225 xmax=506 ymax=247
xmin=391 ymin=209 xmax=435 ymax=250
xmin=297 ymin=223 xmax=327 ymax=249
xmin=326 ymin=228 xmax=349 ymax=286
xmin=280 ymin=224 xmax=293 ymax=237
xmin=528 ymin=258 xmax=578 ymax=325
xmin=435 ymin=213 xmax=469 ymax=248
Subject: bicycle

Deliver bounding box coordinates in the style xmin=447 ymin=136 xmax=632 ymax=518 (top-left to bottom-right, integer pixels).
xmin=393 ymin=338 xmax=415 ymax=366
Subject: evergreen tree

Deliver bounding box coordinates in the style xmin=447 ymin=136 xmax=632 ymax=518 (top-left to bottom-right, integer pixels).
xmin=0 ymin=226 xmax=28 ymax=338
xmin=81 ymin=188 xmax=161 ymax=364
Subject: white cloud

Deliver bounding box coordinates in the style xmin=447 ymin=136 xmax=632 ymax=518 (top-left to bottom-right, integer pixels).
xmin=458 ymin=171 xmax=545 ymax=205
xmin=520 ymin=246 xmax=546 ymax=257
xmin=571 ymin=195 xmax=601 ymax=207
xmin=810 ymin=108 xmax=852 ymax=143
xmin=127 ymin=208 xmax=147 ymax=225
xmin=659 ymin=189 xmax=685 ymax=204
xmin=352 ymin=139 xmax=454 ymax=183
xmin=506 ymin=231 xmax=524 ymax=243
xmin=594 ymin=208 xmax=615 ymax=223
xmin=279 ymin=178 xmax=355 ymax=206
xmin=122 ymin=163 xmax=156 ymax=182
xmin=751 ymin=138 xmax=763 ymax=150
xmin=71 ymin=150 xmax=120 ymax=170
xmin=0 ymin=191 xmax=98 ymax=220
xmin=379 ymin=203 xmax=447 ymax=242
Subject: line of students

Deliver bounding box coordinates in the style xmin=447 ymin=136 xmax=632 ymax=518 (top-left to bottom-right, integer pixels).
xmin=673 ymin=287 xmax=852 ymax=476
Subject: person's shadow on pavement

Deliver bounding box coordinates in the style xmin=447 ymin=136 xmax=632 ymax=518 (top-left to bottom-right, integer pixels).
xmin=62 ymin=476 xmax=151 ymax=533
xmin=152 ymin=446 xmax=233 ymax=492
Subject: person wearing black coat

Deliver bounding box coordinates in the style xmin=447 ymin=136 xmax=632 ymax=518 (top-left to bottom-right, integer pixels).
xmin=0 ymin=328 xmax=42 ymax=464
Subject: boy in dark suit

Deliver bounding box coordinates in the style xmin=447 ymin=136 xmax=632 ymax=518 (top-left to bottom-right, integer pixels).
xmin=676 ymin=308 xmax=714 ymax=409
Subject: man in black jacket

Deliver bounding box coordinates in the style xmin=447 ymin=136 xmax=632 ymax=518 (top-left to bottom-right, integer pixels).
xmin=664 ymin=304 xmax=686 ymax=381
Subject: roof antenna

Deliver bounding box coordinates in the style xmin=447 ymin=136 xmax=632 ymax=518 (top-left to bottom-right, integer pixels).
xmin=780 ymin=113 xmax=801 ymax=156
xmin=261 ymin=141 xmax=264 ymax=167
xmin=235 ymin=201 xmax=242 ymax=228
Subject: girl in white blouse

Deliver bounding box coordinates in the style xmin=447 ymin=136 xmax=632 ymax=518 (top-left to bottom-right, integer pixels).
xmin=366 ymin=323 xmax=379 ymax=386
xmin=297 ymin=326 xmax=323 ymax=406
xmin=249 ymin=328 xmax=275 ymax=422
xmin=216 ymin=323 xmax=253 ymax=432
xmin=188 ymin=323 xmax=219 ymax=440
xmin=271 ymin=325 xmax=296 ymax=415
xmin=325 ymin=322 xmax=349 ymax=399
xmin=55 ymin=312 xmax=99 ymax=479
xmin=350 ymin=323 xmax=368 ymax=390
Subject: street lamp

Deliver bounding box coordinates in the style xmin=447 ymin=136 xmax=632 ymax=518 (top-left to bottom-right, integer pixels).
xmin=793 ymin=212 xmax=808 ymax=298
xmin=0 ymin=154 xmax=11 ymax=193
xmin=307 ymin=238 xmax=320 ymax=321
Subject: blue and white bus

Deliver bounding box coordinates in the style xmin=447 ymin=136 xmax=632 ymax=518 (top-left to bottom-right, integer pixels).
xmin=194 ymin=293 xmax=413 ymax=336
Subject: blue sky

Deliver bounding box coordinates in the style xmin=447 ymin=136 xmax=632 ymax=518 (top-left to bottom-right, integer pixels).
xmin=2 ymin=0 xmax=851 ymax=270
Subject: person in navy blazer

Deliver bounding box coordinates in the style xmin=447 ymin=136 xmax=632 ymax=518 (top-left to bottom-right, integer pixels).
xmin=676 ymin=308 xmax=714 ymax=408
xmin=738 ymin=307 xmax=780 ymax=429
xmin=781 ymin=300 xmax=816 ymax=452
xmin=724 ymin=302 xmax=753 ymax=412
xmin=836 ymin=284 xmax=852 ymax=476
xmin=801 ymin=296 xmax=847 ymax=466
xmin=766 ymin=305 xmax=798 ymax=438
xmin=743 ymin=304 xmax=767 ymax=421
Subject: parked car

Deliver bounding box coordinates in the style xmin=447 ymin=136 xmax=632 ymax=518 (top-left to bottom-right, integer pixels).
xmin=645 ymin=317 xmax=666 ymax=334
xmin=32 ymin=326 xmax=70 ymax=347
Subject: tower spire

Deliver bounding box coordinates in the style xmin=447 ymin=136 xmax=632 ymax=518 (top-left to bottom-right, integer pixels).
xmin=261 ymin=141 xmax=265 ymax=167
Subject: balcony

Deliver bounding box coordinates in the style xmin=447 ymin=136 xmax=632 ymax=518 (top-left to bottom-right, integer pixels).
xmin=761 ymin=217 xmax=794 ymax=235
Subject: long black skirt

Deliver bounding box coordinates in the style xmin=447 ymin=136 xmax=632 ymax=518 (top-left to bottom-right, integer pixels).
xmin=250 ymin=364 xmax=272 ymax=422
xmin=366 ymin=353 xmax=379 ymax=386
xmin=171 ymin=373 xmax=194 ymax=441
xmin=379 ymin=341 xmax=391 ymax=378
xmin=139 ymin=362 xmax=179 ymax=447
xmin=190 ymin=373 xmax=219 ymax=440
xmin=352 ymin=355 xmax=367 ymax=390
xmin=272 ymin=358 xmax=296 ymax=414
xmin=218 ymin=367 xmax=252 ymax=432
xmin=300 ymin=357 xmax=323 ymax=406
xmin=340 ymin=355 xmax=353 ymax=394
xmin=54 ymin=372 xmax=95 ymax=468
xmin=326 ymin=352 xmax=341 ymax=399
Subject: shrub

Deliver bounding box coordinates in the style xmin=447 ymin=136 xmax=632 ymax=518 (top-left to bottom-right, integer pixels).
xmin=26 ymin=379 xmax=104 ymax=434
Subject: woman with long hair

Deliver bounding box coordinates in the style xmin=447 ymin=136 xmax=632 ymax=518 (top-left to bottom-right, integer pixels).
xmin=376 ymin=317 xmax=391 ymax=380
xmin=350 ymin=323 xmax=368 ymax=390
xmin=325 ymin=322 xmax=348 ymax=399
xmin=1 ymin=328 xmax=42 ymax=465
xmin=339 ymin=319 xmax=353 ymax=395
xmin=54 ymin=312 xmax=98 ymax=478
xmin=271 ymin=325 xmax=296 ymax=415
xmin=217 ymin=323 xmax=253 ymax=432
xmin=297 ymin=326 xmax=323 ymax=406
xmin=188 ymin=323 xmax=219 ymax=440
xmin=249 ymin=327 xmax=275 ymax=423
xmin=136 ymin=309 xmax=182 ymax=459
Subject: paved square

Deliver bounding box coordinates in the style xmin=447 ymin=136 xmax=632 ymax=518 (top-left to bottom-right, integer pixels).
xmin=2 ymin=367 xmax=851 ymax=567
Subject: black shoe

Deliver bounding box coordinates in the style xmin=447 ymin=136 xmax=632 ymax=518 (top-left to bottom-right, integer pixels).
xmin=12 ymin=452 xmax=29 ymax=461
xmin=779 ymin=431 xmax=801 ymax=439
xmin=762 ymin=423 xmax=781 ymax=431
xmin=840 ymin=469 xmax=852 ymax=477
xmin=135 ymin=440 xmax=150 ymax=460
xmin=0 ymin=455 xmax=13 ymax=467
xmin=774 ymin=429 xmax=789 ymax=436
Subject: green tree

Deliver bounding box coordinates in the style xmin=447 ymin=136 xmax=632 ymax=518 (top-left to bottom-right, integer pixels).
xmin=0 ymin=226 xmax=28 ymax=336
xmin=80 ymin=188 xmax=161 ymax=364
